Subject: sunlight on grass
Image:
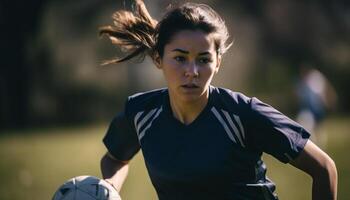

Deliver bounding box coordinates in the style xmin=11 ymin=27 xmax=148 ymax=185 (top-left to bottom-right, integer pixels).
xmin=0 ymin=116 xmax=349 ymax=200
xmin=0 ymin=125 xmax=156 ymax=200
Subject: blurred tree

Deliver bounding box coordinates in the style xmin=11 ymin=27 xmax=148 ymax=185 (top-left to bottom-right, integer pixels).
xmin=0 ymin=0 xmax=48 ymax=129
xmin=0 ymin=0 xmax=348 ymax=130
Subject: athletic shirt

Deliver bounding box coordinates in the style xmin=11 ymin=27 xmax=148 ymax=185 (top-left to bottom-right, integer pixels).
xmin=103 ymin=86 xmax=310 ymax=200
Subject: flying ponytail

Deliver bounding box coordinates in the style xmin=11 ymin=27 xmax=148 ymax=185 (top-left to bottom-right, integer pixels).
xmin=100 ymin=0 xmax=232 ymax=65
xmin=99 ymin=0 xmax=158 ymax=65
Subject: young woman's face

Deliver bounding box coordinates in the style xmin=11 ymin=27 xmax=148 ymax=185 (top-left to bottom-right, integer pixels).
xmin=157 ymin=30 xmax=221 ymax=103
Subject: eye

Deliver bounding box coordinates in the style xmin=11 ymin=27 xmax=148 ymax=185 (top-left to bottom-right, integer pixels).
xmin=174 ymin=56 xmax=186 ymax=63
xmin=198 ymin=57 xmax=212 ymax=64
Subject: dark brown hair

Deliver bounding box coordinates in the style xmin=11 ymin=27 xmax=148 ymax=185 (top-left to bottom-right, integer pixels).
xmin=99 ymin=0 xmax=232 ymax=65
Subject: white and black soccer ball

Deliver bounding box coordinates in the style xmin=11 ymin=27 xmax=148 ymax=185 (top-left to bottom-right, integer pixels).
xmin=52 ymin=175 xmax=121 ymax=200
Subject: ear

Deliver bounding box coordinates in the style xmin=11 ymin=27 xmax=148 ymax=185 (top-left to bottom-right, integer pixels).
xmin=215 ymin=54 xmax=222 ymax=73
xmin=153 ymin=53 xmax=162 ymax=69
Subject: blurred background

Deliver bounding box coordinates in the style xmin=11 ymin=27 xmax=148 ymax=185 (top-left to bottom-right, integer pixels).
xmin=0 ymin=0 xmax=349 ymax=199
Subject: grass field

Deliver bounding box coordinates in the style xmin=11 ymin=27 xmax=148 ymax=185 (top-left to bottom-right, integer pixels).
xmin=0 ymin=117 xmax=349 ymax=200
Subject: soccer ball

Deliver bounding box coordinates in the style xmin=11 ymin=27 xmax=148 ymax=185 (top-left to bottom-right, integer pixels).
xmin=52 ymin=175 xmax=121 ymax=200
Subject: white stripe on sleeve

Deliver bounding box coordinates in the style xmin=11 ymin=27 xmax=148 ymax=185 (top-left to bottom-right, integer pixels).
xmin=139 ymin=107 xmax=163 ymax=140
xmin=211 ymin=107 xmax=237 ymax=143
xmin=233 ymin=114 xmax=245 ymax=140
xmin=136 ymin=108 xmax=157 ymax=134
xmin=222 ymin=110 xmax=245 ymax=147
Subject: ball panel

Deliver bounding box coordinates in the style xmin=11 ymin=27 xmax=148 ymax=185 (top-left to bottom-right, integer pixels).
xmin=52 ymin=175 xmax=121 ymax=200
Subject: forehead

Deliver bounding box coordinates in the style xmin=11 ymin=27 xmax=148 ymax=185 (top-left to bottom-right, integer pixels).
xmin=164 ymin=30 xmax=216 ymax=54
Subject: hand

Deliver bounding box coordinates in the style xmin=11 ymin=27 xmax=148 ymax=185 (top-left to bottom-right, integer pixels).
xmin=104 ymin=178 xmax=119 ymax=192
xmin=103 ymin=178 xmax=123 ymax=200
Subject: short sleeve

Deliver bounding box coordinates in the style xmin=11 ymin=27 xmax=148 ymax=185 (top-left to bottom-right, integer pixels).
xmin=103 ymin=104 xmax=140 ymax=161
xmin=246 ymin=97 xmax=310 ymax=163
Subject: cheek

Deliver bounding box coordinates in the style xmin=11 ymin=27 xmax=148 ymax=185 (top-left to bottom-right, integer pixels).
xmin=162 ymin=61 xmax=182 ymax=80
xmin=202 ymin=65 xmax=217 ymax=77
xmin=164 ymin=59 xmax=182 ymax=72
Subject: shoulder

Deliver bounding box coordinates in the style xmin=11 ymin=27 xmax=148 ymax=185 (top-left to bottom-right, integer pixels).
xmin=210 ymin=86 xmax=252 ymax=112
xmin=128 ymin=88 xmax=167 ymax=102
xmin=125 ymin=88 xmax=167 ymax=116
xmin=211 ymin=86 xmax=276 ymax=114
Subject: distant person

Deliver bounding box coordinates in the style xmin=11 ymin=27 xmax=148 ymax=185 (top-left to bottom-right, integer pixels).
xmin=99 ymin=1 xmax=337 ymax=199
xmin=296 ymin=65 xmax=337 ymax=145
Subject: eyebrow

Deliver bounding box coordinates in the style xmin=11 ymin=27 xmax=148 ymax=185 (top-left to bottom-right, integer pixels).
xmin=172 ymin=48 xmax=211 ymax=56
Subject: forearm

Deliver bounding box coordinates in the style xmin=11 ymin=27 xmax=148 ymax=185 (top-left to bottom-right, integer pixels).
xmin=101 ymin=153 xmax=129 ymax=192
xmin=311 ymin=160 xmax=338 ymax=200
xmin=290 ymin=140 xmax=338 ymax=200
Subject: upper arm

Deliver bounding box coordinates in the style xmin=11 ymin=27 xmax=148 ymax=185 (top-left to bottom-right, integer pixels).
xmin=103 ymin=111 xmax=140 ymax=161
xmin=289 ymin=140 xmax=336 ymax=177
xmin=246 ymin=97 xmax=310 ymax=163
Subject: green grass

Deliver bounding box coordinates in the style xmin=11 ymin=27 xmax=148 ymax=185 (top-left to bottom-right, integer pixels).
xmin=0 ymin=117 xmax=349 ymax=200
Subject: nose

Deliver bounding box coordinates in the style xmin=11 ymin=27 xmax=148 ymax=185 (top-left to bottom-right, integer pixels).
xmin=184 ymin=62 xmax=199 ymax=78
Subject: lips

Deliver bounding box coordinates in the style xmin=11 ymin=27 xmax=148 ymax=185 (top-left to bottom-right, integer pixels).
xmin=181 ymin=83 xmax=199 ymax=88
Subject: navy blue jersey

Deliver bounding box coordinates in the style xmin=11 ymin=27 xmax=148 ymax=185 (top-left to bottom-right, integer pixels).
xmin=103 ymin=86 xmax=310 ymax=200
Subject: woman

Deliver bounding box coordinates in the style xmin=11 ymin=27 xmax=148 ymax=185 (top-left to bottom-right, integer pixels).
xmin=99 ymin=1 xmax=337 ymax=199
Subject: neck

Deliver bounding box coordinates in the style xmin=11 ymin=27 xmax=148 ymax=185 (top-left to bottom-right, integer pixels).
xmin=168 ymin=90 xmax=209 ymax=125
